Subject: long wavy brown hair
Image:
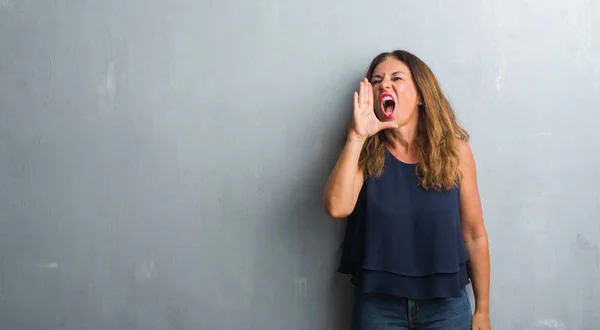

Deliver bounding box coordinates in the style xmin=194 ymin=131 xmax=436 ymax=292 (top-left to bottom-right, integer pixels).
xmin=357 ymin=50 xmax=469 ymax=190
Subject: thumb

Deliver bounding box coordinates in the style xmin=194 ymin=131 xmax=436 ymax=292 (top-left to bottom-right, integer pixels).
xmin=380 ymin=121 xmax=399 ymax=130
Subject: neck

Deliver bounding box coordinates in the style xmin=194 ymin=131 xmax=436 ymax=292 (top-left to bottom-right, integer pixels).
xmin=384 ymin=117 xmax=419 ymax=152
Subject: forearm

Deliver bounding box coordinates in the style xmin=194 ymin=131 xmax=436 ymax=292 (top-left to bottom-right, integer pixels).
xmin=323 ymin=135 xmax=364 ymax=218
xmin=465 ymin=235 xmax=490 ymax=313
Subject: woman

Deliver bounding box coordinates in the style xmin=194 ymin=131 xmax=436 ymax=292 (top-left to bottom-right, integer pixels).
xmin=323 ymin=50 xmax=491 ymax=330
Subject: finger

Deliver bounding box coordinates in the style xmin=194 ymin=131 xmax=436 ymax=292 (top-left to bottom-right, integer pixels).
xmin=358 ymin=81 xmax=364 ymax=105
xmin=353 ymin=91 xmax=358 ymax=111
xmin=362 ymin=79 xmax=368 ymax=105
xmin=362 ymin=79 xmax=368 ymax=104
xmin=366 ymin=79 xmax=373 ymax=105
xmin=380 ymin=121 xmax=399 ymax=130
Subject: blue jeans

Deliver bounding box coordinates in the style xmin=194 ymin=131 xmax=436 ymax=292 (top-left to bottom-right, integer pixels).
xmin=350 ymin=287 xmax=472 ymax=330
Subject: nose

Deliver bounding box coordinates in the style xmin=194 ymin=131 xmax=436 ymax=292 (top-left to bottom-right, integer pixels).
xmin=380 ymin=80 xmax=391 ymax=91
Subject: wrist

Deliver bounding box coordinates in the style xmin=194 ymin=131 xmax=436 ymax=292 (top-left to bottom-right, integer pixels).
xmin=474 ymin=305 xmax=489 ymax=315
xmin=346 ymin=131 xmax=366 ymax=146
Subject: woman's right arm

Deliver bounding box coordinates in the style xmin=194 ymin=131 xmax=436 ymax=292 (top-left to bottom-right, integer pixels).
xmin=323 ymin=133 xmax=365 ymax=219
xmin=323 ymin=78 xmax=397 ymax=219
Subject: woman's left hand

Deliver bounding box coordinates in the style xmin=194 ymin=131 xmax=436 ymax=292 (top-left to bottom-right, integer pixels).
xmin=471 ymin=311 xmax=491 ymax=330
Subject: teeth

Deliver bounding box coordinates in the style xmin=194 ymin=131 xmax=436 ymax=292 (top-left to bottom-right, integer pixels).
xmin=382 ymin=95 xmax=393 ymax=102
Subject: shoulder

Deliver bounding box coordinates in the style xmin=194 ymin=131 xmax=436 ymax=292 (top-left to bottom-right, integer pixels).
xmin=456 ymin=138 xmax=471 ymax=156
xmin=455 ymin=138 xmax=475 ymax=169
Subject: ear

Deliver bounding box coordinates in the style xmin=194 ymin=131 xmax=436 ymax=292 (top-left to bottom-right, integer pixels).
xmin=416 ymin=91 xmax=424 ymax=107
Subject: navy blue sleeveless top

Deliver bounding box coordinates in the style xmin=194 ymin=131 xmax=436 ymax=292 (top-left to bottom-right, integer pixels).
xmin=337 ymin=149 xmax=470 ymax=299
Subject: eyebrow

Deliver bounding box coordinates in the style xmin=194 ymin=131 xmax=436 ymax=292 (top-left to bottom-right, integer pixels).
xmin=372 ymin=71 xmax=404 ymax=79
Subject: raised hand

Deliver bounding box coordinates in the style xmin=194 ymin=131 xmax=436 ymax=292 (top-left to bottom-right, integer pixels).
xmin=349 ymin=78 xmax=398 ymax=142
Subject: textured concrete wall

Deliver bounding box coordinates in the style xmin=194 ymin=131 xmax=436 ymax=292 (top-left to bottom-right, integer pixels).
xmin=1 ymin=0 xmax=599 ymax=329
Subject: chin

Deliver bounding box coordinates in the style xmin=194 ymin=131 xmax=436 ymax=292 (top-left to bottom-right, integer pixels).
xmin=377 ymin=110 xmax=395 ymax=122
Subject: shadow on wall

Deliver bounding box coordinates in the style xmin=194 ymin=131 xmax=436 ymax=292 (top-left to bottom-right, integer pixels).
xmin=249 ymin=140 xmax=355 ymax=329
xmin=246 ymin=69 xmax=359 ymax=329
xmin=280 ymin=139 xmax=355 ymax=330
xmin=282 ymin=83 xmax=357 ymax=329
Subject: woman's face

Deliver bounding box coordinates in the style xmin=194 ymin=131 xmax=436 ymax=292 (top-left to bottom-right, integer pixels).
xmin=370 ymin=58 xmax=420 ymax=126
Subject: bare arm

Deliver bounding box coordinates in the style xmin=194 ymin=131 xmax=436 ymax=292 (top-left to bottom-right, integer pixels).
xmin=323 ymin=134 xmax=365 ymax=218
xmin=323 ymin=79 xmax=397 ymax=219
xmin=457 ymin=140 xmax=491 ymax=319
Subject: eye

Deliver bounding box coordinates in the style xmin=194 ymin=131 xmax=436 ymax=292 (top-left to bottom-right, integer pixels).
xmin=392 ymin=77 xmax=402 ymax=81
xmin=371 ymin=80 xmax=381 ymax=85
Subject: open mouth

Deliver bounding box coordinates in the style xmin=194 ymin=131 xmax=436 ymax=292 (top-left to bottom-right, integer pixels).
xmin=379 ymin=94 xmax=396 ymax=118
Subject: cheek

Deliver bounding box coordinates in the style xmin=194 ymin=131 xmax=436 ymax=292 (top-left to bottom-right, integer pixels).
xmin=396 ymin=84 xmax=418 ymax=102
xmin=395 ymin=85 xmax=415 ymax=104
